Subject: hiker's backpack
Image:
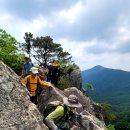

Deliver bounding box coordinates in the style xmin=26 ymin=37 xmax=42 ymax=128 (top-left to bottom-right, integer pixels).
xmin=44 ymin=101 xmax=69 ymax=120
xmin=26 ymin=76 xmax=42 ymax=97
xmin=44 ymin=101 xmax=71 ymax=130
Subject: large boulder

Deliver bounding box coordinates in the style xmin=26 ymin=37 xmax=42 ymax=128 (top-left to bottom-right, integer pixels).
xmin=38 ymin=87 xmax=105 ymax=130
xmin=63 ymin=87 xmax=104 ymax=120
xmin=0 ymin=61 xmax=48 ymax=130
xmin=69 ymin=65 xmax=82 ymax=90
xmin=65 ymin=65 xmax=82 ymax=90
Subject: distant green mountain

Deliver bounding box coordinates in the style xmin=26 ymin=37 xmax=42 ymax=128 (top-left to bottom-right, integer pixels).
xmin=82 ymin=65 xmax=130 ymax=112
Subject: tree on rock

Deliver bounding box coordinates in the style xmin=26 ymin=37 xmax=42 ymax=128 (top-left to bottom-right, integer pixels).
xmin=24 ymin=32 xmax=33 ymax=58
xmin=21 ymin=33 xmax=72 ymax=67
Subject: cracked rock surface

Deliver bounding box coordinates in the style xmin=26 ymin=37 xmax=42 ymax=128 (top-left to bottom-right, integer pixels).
xmin=0 ymin=61 xmax=48 ymax=130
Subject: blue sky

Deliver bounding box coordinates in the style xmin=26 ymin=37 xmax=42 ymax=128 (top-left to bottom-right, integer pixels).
xmin=1 ymin=0 xmax=130 ymax=71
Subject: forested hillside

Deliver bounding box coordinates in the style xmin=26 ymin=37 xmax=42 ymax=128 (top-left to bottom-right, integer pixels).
xmin=82 ymin=65 xmax=130 ymax=130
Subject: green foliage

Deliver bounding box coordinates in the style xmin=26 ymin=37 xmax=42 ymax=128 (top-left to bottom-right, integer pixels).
xmin=106 ymin=124 xmax=115 ymax=130
xmin=59 ymin=61 xmax=67 ymax=73
xmin=0 ymin=29 xmax=18 ymax=57
xmin=101 ymin=102 xmax=112 ymax=110
xmin=21 ymin=34 xmax=72 ymax=67
xmin=59 ymin=61 xmax=75 ymax=74
xmin=58 ymin=51 xmax=72 ymax=62
xmin=59 ymin=61 xmax=76 ymax=82
xmin=66 ymin=63 xmax=75 ymax=74
xmin=112 ymin=111 xmax=130 ymax=130
xmin=58 ymin=77 xmax=69 ymax=90
xmin=12 ymin=54 xmax=25 ymax=75
xmin=82 ymin=66 xmax=130 ymax=129
xmin=86 ymin=83 xmax=94 ymax=91
xmin=0 ymin=29 xmax=24 ymax=74
xmin=23 ymin=32 xmax=33 ymax=57
xmin=114 ymin=120 xmax=130 ymax=130
xmin=101 ymin=103 xmax=116 ymax=124
xmin=82 ymin=83 xmax=94 ymax=97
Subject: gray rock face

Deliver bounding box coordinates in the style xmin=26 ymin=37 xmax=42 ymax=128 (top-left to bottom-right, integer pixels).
xmin=64 ymin=65 xmax=82 ymax=90
xmin=0 ymin=61 xmax=48 ymax=130
xmin=63 ymin=87 xmax=103 ymax=121
xmin=69 ymin=65 xmax=82 ymax=90
xmin=38 ymin=87 xmax=105 ymax=130
xmin=0 ymin=61 xmax=105 ymax=130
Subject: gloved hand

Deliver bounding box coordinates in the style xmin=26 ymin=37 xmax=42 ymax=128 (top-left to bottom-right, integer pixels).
xmin=75 ymin=112 xmax=82 ymax=119
xmin=47 ymin=82 xmax=53 ymax=88
xmin=80 ymin=112 xmax=83 ymax=116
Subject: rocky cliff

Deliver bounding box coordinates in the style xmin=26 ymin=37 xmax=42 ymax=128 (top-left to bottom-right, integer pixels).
xmin=0 ymin=61 xmax=106 ymax=130
xmin=65 ymin=65 xmax=82 ymax=90
xmin=0 ymin=61 xmax=48 ymax=130
xmin=38 ymin=87 xmax=105 ymax=130
xmin=70 ymin=65 xmax=82 ymax=90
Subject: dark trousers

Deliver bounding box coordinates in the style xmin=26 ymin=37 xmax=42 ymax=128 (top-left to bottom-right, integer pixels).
xmin=51 ymin=74 xmax=58 ymax=87
xmin=30 ymin=96 xmax=38 ymax=105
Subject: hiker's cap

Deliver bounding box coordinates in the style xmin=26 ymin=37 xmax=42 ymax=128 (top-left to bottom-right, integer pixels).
xmin=25 ymin=55 xmax=29 ymax=59
xmin=30 ymin=67 xmax=38 ymax=74
xmin=63 ymin=95 xmax=82 ymax=108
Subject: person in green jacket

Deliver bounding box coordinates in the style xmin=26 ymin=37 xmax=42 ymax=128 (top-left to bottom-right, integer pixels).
xmin=45 ymin=94 xmax=82 ymax=130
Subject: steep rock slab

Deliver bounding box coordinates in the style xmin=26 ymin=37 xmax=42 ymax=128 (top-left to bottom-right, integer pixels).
xmin=64 ymin=87 xmax=104 ymax=120
xmin=38 ymin=86 xmax=105 ymax=130
xmin=0 ymin=61 xmax=48 ymax=130
xmin=69 ymin=65 xmax=82 ymax=90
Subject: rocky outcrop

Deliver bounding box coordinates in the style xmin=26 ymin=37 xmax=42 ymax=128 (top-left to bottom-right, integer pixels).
xmin=0 ymin=61 xmax=105 ymax=130
xmin=65 ymin=65 xmax=82 ymax=90
xmin=69 ymin=65 xmax=82 ymax=90
xmin=0 ymin=61 xmax=48 ymax=130
xmin=38 ymin=87 xmax=105 ymax=130
xmin=63 ymin=87 xmax=104 ymax=121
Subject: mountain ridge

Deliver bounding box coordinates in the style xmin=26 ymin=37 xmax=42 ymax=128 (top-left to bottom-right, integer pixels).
xmin=83 ymin=65 xmax=130 ymax=73
xmin=81 ymin=65 xmax=130 ymax=112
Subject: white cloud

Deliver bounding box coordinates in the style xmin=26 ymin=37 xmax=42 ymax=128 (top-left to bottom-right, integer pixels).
xmin=75 ymin=52 xmax=130 ymax=71
xmin=118 ymin=26 xmax=130 ymax=42
xmin=57 ymin=38 xmax=90 ymax=58
xmin=1 ymin=0 xmax=130 ymax=72
xmin=0 ymin=13 xmax=54 ymax=41
xmin=57 ymin=37 xmax=130 ymax=71
xmin=19 ymin=17 xmax=47 ymax=37
xmin=58 ymin=1 xmax=85 ymax=24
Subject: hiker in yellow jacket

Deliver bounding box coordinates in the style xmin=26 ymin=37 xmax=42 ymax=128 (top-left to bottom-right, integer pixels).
xmin=22 ymin=67 xmax=52 ymax=104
